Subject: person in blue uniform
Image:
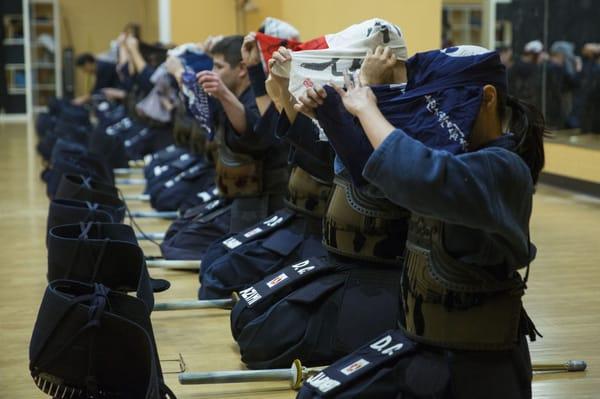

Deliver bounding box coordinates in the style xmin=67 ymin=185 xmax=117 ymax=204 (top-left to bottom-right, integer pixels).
xmin=229 ymin=43 xmax=412 ymax=369
xmin=197 ymin=38 xmax=333 ymax=299
xmin=160 ymin=35 xmax=290 ymax=261
xmin=73 ymin=53 xmax=121 ymax=105
xmin=296 ymin=46 xmax=545 ymax=399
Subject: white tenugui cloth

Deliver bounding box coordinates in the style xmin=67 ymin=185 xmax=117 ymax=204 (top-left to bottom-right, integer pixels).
xmin=270 ymin=18 xmax=408 ymax=99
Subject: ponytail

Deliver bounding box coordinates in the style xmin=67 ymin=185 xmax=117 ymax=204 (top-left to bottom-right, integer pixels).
xmin=498 ymin=91 xmax=547 ymax=185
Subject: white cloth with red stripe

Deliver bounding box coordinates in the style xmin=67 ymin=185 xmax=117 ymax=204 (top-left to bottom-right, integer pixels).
xmin=268 ymin=18 xmax=408 ymax=99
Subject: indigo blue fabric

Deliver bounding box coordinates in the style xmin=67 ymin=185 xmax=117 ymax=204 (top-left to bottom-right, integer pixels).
xmin=143 ymin=145 xmax=189 ymax=178
xmin=135 ymin=65 xmax=157 ymax=97
xmin=181 ymin=68 xmax=212 ymax=136
xmin=88 ymin=129 xmax=129 ymax=169
xmin=215 ymin=86 xmax=260 ymax=141
xmin=46 ymin=199 xmax=125 ymax=240
xmin=159 ymin=208 xmax=231 ymax=261
xmin=295 ymin=331 xmax=531 ymax=399
xmin=123 ymin=126 xmax=175 ymax=160
xmin=145 ymin=153 xmax=203 ymax=196
xmin=178 ymin=50 xmax=213 ymax=138
xmin=317 ymin=48 xmax=508 ymax=185
xmin=95 ymin=103 xmax=127 ymax=130
xmin=225 ymin=103 xmax=289 ymax=173
xmin=230 ymin=255 xmax=402 ymax=369
xmin=196 ymin=109 xmax=332 ymax=300
xmin=276 ymin=112 xmax=334 ymax=183
xmin=45 ymin=140 xmax=113 ymax=198
xmin=363 ymin=132 xmax=535 ymax=270
xmin=92 ymin=60 xmax=121 ymax=94
xmin=199 ymin=213 xmax=327 ymax=299
xmin=180 ymin=49 xmax=213 ymax=74
xmin=161 ymin=193 xmax=224 ymax=242
xmin=149 ymin=163 xmax=215 ymax=211
xmin=35 ymin=113 xmax=57 ymax=138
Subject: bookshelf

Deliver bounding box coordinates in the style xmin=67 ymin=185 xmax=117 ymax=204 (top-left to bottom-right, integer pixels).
xmin=1 ymin=1 xmax=27 ymax=119
xmin=28 ymin=0 xmax=61 ymax=114
xmin=0 ymin=0 xmax=60 ymax=122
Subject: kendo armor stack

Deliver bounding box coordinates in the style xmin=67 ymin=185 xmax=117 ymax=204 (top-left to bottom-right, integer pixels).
xmin=29 ymin=280 xmax=176 ymax=398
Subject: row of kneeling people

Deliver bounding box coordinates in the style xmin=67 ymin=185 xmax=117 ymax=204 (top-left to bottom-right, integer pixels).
xmin=30 ymin=17 xmax=545 ymax=399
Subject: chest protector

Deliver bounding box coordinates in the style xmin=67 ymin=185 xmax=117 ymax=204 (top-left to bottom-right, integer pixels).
xmin=214 ymin=122 xmax=289 ymax=199
xmin=323 ymin=177 xmax=408 ymax=264
xmin=285 ymin=166 xmax=332 ymax=218
xmin=212 ymin=120 xmax=261 ymax=198
xmin=215 ymin=140 xmax=263 ymax=198
xmin=401 ymin=215 xmax=526 ymax=351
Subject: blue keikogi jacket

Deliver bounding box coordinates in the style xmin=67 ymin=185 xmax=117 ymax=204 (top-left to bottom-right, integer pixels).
xmin=318 ymin=46 xmax=536 ymax=271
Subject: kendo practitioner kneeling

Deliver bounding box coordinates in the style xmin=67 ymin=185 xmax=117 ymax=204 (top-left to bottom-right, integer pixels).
xmin=229 ymin=20 xmax=413 ymax=369
xmin=297 ymin=45 xmax=544 ymax=399
xmin=160 ymin=35 xmax=290 ymax=261
xmin=198 ymin=33 xmax=334 ymax=299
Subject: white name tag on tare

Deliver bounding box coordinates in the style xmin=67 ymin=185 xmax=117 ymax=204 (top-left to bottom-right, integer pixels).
xmin=243 ymin=227 xmax=263 ymax=239
xmin=197 ymin=191 xmax=212 ymax=201
xmin=266 ymin=273 xmax=288 ymax=288
xmin=340 ymin=358 xmax=370 ymax=376
xmin=223 ymin=237 xmax=243 ymax=249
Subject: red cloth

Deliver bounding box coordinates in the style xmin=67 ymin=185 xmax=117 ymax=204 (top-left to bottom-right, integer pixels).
xmin=255 ymin=32 xmax=328 ymax=70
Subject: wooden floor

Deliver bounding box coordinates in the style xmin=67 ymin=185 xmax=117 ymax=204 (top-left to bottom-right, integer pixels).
xmin=0 ymin=122 xmax=599 ymax=398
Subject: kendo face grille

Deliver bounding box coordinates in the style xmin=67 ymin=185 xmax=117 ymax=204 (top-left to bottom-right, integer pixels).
xmin=33 ymin=372 xmax=119 ymax=398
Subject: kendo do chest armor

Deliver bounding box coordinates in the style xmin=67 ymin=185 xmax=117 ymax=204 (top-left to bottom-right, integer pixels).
xmin=285 ymin=166 xmax=332 ymax=218
xmin=323 ymin=177 xmax=408 ymax=264
xmin=214 ymin=125 xmax=288 ymax=199
xmin=401 ymin=215 xmax=526 ymax=351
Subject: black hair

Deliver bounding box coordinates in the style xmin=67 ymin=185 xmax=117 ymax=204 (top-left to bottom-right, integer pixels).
xmin=497 ymin=89 xmax=546 ymax=185
xmin=75 ymin=53 xmax=95 ymax=67
xmin=124 ymin=22 xmax=141 ymax=39
xmin=210 ymin=35 xmax=244 ymax=67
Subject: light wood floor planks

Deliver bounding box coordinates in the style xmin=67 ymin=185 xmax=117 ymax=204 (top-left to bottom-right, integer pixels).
xmin=0 ymin=122 xmax=598 ymax=398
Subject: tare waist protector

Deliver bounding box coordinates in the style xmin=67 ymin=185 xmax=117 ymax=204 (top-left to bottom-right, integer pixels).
xmin=401 ymin=215 xmax=526 ymax=351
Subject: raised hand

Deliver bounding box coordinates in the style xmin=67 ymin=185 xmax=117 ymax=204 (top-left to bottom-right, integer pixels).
xmin=271 ymin=46 xmax=292 ymax=65
xmin=197 ymin=70 xmax=230 ymax=100
xmin=359 ymin=45 xmax=397 ymax=85
xmin=265 ymin=59 xmax=289 ymax=103
xmin=242 ymin=32 xmax=261 ymax=67
xmin=124 ymin=35 xmax=139 ymax=52
xmin=293 ymin=85 xmax=328 ymax=118
xmin=332 ymin=71 xmax=377 ymax=117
